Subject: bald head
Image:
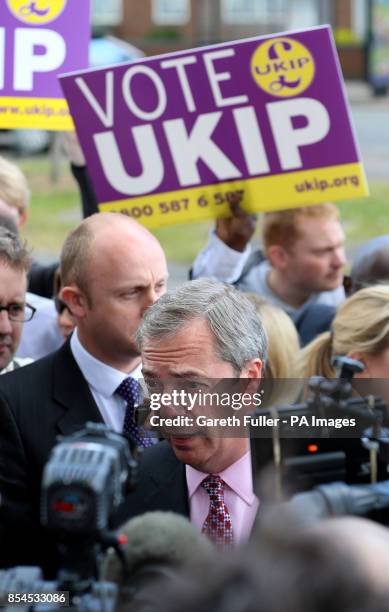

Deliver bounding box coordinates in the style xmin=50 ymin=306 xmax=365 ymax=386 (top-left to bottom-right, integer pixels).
xmin=308 ymin=517 xmax=389 ymax=593
xmin=60 ymin=212 xmax=166 ymax=293
xmin=60 ymin=212 xmax=168 ymax=370
xmin=85 ymin=211 xmax=158 ymax=240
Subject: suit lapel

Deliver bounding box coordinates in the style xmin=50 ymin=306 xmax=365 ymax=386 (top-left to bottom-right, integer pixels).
xmin=144 ymin=446 xmax=189 ymax=515
xmin=115 ymin=442 xmax=189 ymax=525
xmin=51 ymin=340 xmax=103 ymax=436
xmin=49 ymin=346 xmax=190 ymax=522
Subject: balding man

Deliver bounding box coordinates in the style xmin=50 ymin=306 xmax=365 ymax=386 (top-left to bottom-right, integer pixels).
xmin=0 ymin=212 xmax=168 ymax=573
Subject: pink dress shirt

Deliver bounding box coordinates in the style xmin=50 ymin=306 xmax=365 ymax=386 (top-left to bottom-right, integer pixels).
xmin=186 ymin=451 xmax=259 ymax=544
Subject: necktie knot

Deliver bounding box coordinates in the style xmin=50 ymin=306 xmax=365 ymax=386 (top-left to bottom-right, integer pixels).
xmin=201 ymin=474 xmax=224 ymax=496
xmin=116 ymin=377 xmax=141 ymax=406
xmin=115 ymin=377 xmax=152 ymax=448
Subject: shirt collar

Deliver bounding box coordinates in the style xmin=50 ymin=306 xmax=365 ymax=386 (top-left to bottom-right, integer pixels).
xmin=1 ymin=360 xmax=16 ymax=374
xmin=70 ymin=329 xmax=142 ymax=398
xmin=186 ymin=450 xmax=256 ymax=506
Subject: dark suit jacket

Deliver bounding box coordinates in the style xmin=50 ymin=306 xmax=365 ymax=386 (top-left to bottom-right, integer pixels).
xmin=295 ymin=303 xmax=336 ymax=347
xmin=0 ymin=342 xmax=188 ymax=575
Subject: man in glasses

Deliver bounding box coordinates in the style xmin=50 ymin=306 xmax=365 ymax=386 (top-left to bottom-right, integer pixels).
xmin=0 ymin=227 xmax=35 ymax=374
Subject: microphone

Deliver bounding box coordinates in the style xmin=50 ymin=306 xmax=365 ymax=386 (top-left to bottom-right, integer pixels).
xmin=102 ymin=511 xmax=213 ymax=601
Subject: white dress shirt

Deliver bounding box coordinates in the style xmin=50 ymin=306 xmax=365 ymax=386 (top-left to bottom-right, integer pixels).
xmin=70 ymin=329 xmax=142 ymax=433
xmin=186 ymin=450 xmax=259 ymax=544
xmin=1 ymin=357 xmax=34 ymax=374
xmin=16 ymin=292 xmax=63 ymax=360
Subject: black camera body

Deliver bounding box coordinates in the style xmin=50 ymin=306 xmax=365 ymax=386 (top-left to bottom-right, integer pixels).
xmin=251 ymin=357 xmax=389 ymax=520
xmin=0 ymin=423 xmax=138 ymax=611
xmin=41 ymin=422 xmax=136 ymax=535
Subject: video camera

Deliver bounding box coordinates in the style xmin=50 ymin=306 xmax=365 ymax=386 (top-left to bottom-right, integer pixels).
xmin=251 ymin=356 xmax=389 ymax=496
xmin=0 ymin=423 xmax=138 ymax=611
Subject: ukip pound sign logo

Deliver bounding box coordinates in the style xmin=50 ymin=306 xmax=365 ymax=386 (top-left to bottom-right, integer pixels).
xmin=7 ymin=0 xmax=67 ymax=25
xmin=251 ymin=36 xmax=315 ymax=98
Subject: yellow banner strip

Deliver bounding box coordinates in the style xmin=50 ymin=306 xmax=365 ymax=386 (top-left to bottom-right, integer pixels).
xmin=99 ymin=162 xmax=369 ymax=229
xmin=0 ymin=96 xmax=74 ymax=131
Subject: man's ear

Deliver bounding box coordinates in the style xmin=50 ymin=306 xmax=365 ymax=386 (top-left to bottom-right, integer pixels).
xmin=266 ymin=244 xmax=289 ymax=271
xmin=241 ymin=358 xmax=262 ymax=381
xmin=239 ymin=359 xmax=262 ymax=408
xmin=61 ymin=285 xmax=88 ymax=319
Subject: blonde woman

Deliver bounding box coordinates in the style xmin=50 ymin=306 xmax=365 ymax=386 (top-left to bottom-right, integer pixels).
xmin=245 ymin=294 xmax=300 ymax=379
xmin=299 ymin=285 xmax=389 ymax=380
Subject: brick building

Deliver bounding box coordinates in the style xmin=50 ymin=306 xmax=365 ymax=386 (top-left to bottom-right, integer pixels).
xmin=104 ymin=0 xmax=370 ymax=79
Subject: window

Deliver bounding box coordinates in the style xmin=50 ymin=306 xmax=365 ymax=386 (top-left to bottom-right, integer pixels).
xmin=287 ymin=0 xmax=321 ymax=30
xmin=152 ymin=0 xmax=190 ymax=25
xmin=91 ymin=0 xmax=123 ymax=26
xmin=221 ymin=0 xmax=286 ymax=25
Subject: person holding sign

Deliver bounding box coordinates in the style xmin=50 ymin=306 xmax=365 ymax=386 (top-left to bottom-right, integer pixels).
xmin=192 ymin=201 xmax=345 ymax=344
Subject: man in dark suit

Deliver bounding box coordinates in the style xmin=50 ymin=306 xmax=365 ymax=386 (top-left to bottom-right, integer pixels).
xmin=0 ymin=226 xmax=34 ymax=373
xmin=118 ymin=278 xmax=267 ymax=545
xmin=0 ymin=276 xmax=266 ymax=572
xmin=0 ymin=211 xmax=168 ymax=573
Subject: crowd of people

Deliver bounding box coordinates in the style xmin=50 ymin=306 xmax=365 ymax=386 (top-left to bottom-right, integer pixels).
xmin=0 ymin=149 xmax=389 ymax=610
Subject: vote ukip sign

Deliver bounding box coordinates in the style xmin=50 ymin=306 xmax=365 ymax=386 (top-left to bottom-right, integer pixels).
xmin=0 ymin=0 xmax=90 ymax=130
xmin=60 ymin=25 xmax=369 ymax=227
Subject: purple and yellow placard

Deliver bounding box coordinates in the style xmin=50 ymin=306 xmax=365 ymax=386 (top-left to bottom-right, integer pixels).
xmin=0 ymin=0 xmax=90 ymax=130
xmin=60 ymin=25 xmax=368 ymax=227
